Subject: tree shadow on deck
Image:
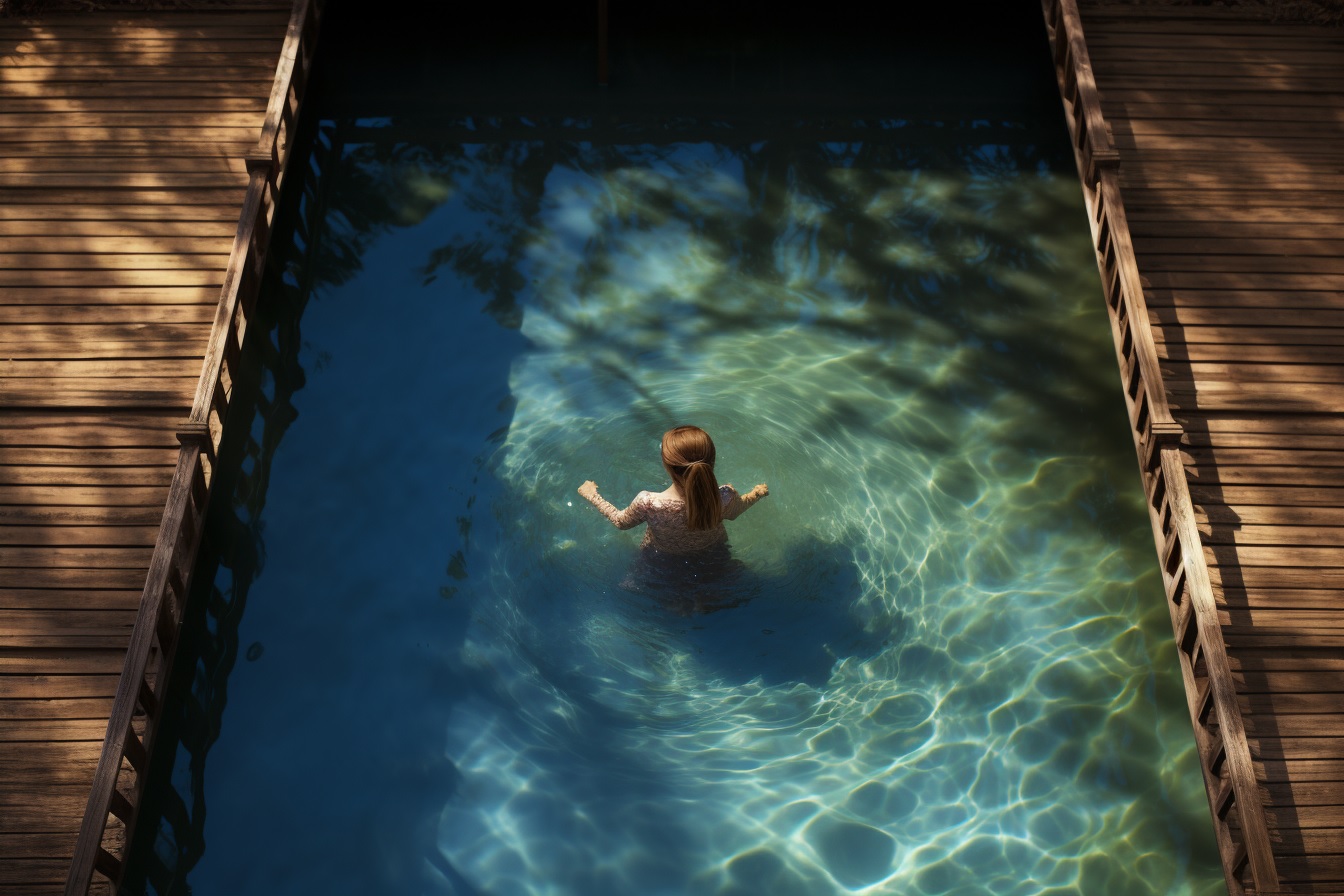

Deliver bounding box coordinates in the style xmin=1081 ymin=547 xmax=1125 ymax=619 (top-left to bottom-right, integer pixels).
xmin=1075 ymin=1 xmax=1344 ymax=879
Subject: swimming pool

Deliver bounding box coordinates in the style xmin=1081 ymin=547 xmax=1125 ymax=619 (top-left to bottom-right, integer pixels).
xmin=122 ymin=7 xmax=1221 ymax=895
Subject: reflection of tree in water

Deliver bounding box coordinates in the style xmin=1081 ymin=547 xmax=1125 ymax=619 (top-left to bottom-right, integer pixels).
xmin=314 ymin=122 xmax=1107 ymax=456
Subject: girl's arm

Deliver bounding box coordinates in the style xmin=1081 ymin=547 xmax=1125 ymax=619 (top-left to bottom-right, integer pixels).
xmin=578 ymin=481 xmax=648 ymax=530
xmin=722 ymin=483 xmax=769 ymax=520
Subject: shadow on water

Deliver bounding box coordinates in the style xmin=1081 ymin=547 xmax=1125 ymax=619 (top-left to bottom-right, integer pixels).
xmin=618 ymin=535 xmax=889 ymax=688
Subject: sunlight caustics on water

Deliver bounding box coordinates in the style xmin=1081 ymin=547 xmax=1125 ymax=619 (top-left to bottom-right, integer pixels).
xmin=128 ymin=129 xmax=1222 ymax=896
xmin=124 ymin=12 xmax=1222 ymax=880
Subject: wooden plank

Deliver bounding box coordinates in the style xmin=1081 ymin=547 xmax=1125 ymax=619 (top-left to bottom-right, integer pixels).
xmin=0 ymin=224 xmax=236 ymax=245
xmin=0 ymin=611 xmax=137 ymax=642
xmin=0 ymin=111 xmax=268 ymax=130
xmin=0 ymin=65 xmax=276 ymax=81
xmin=0 ymin=677 xmax=122 ymax=701
xmin=0 ymin=96 xmax=267 ymax=113
xmin=1202 ymin=544 xmax=1344 ymax=567
xmin=1089 ymin=48 xmax=1344 ymax=68
xmin=0 ymin=590 xmax=144 ymax=610
xmin=1201 ymin=525 xmax=1344 ymax=550
xmin=1137 ymin=255 xmax=1344 ymax=275
xmin=0 ymin=270 xmax=226 ymax=288
xmin=0 ymin=157 xmax=245 ymax=176
xmin=0 ymin=547 xmax=156 ymax=569
xmin=1134 ymin=238 xmax=1344 ymax=259
xmin=0 ymin=507 xmax=167 ymax=527
xmin=1114 ymin=134 xmax=1344 ymax=155
xmin=1112 ymin=120 xmax=1344 ymax=143
xmin=1239 ymin=694 xmax=1344 ymax=716
xmin=0 ymin=527 xmax=163 ymax=547
xmin=0 ymin=38 xmax=285 ymax=54
xmin=0 ymin=384 xmax=197 ymax=408
xmin=0 ymin=413 xmax=181 ymax=448
xmin=0 ymin=174 xmax=248 ymax=191
xmin=0 ymin=648 xmax=127 ymax=673
xmin=1164 ymin=364 xmax=1344 ymax=387
xmin=0 ymin=80 xmax=278 ymax=99
xmin=0 ymin=253 xmax=232 ymax=270
xmin=0 ymin=486 xmax=170 ymax=507
xmin=1159 ymin=343 xmax=1344 ymax=365
xmin=0 ymin=447 xmax=179 ymax=468
xmin=0 ymin=51 xmax=287 ymax=68
xmin=0 ymin=720 xmax=112 ymax=741
xmin=1167 ymin=387 xmax=1344 ymax=415
xmin=1182 ymin=447 xmax=1344 ymax=468
xmin=1102 ymin=90 xmax=1344 ymax=111
xmin=1149 ymin=290 xmax=1344 ymax=311
xmin=1 ymin=21 xmax=287 ymax=39
xmin=0 ymin=188 xmax=247 ymax=205
xmin=0 ymin=361 xmax=205 ymax=379
xmin=0 ymin=585 xmax=145 ymax=612
xmin=1127 ymin=205 xmax=1344 ymax=225
xmin=0 ymin=323 xmax=212 ymax=349
xmin=1200 ymin=506 xmax=1344 ymax=529
xmin=1212 ymin=565 xmax=1344 ymax=593
xmin=0 ymin=203 xmax=244 ymax=220
xmin=0 ymin=286 xmax=223 ymax=305
xmin=1151 ymin=325 xmax=1344 ymax=346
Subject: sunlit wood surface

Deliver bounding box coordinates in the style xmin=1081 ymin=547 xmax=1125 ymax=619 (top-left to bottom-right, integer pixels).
xmin=0 ymin=8 xmax=289 ymax=894
xmin=1078 ymin=4 xmax=1344 ymax=892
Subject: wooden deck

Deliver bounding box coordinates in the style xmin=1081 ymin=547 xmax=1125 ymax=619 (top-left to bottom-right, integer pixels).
xmin=1049 ymin=2 xmax=1344 ymax=894
xmin=0 ymin=7 xmax=291 ymax=894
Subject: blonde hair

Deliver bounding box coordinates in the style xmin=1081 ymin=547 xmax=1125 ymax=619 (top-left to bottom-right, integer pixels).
xmin=662 ymin=425 xmax=721 ymax=531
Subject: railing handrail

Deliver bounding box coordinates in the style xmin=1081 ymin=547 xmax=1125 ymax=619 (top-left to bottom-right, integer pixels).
xmin=1041 ymin=1 xmax=1279 ymax=894
xmin=64 ymin=2 xmax=322 ymax=892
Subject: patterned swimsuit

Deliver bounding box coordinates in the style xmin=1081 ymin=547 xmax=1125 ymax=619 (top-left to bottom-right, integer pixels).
xmin=583 ymin=484 xmax=765 ymax=554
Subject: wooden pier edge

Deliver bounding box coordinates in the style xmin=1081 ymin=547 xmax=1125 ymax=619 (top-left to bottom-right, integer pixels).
xmin=1039 ymin=0 xmax=1280 ymax=893
xmin=62 ymin=2 xmax=324 ymax=892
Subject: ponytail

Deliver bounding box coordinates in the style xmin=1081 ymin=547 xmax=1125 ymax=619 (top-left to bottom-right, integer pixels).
xmin=661 ymin=425 xmax=722 ymax=531
xmin=681 ymin=461 xmax=722 ymax=531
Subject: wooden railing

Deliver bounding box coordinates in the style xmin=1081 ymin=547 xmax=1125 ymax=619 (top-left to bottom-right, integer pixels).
xmin=1040 ymin=1 xmax=1279 ymax=894
xmin=64 ymin=2 xmax=323 ymax=893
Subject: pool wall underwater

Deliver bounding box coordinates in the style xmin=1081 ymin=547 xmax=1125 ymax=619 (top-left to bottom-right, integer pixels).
xmin=120 ymin=3 xmax=1224 ymax=895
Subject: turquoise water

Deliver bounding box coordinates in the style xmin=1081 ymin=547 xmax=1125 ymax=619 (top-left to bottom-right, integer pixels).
xmin=125 ymin=13 xmax=1221 ymax=896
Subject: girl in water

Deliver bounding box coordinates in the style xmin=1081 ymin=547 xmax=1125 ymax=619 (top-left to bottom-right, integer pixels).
xmin=578 ymin=425 xmax=769 ymax=554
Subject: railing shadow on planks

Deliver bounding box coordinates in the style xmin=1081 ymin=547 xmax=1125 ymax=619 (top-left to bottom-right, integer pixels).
xmin=64 ymin=1 xmax=325 ymax=893
xmin=1039 ymin=1 xmax=1279 ymax=894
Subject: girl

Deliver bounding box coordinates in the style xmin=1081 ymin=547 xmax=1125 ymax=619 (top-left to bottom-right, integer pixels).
xmin=578 ymin=425 xmax=769 ymax=554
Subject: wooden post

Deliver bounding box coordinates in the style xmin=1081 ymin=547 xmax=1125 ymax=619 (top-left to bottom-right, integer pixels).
xmin=598 ymin=0 xmax=609 ymax=86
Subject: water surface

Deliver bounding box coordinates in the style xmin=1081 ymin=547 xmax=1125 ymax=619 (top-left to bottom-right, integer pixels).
xmin=126 ymin=13 xmax=1221 ymax=896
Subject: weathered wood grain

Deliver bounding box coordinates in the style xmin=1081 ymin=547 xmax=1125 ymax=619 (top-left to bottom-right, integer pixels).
xmin=0 ymin=7 xmax=288 ymax=894
xmin=1071 ymin=1 xmax=1344 ymax=891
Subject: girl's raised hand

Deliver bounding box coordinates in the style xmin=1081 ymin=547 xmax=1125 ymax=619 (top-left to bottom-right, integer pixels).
xmin=578 ymin=480 xmax=599 ymax=500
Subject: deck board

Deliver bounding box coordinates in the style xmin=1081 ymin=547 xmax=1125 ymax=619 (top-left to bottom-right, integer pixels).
xmin=1077 ymin=3 xmax=1344 ymax=893
xmin=0 ymin=7 xmax=289 ymax=894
